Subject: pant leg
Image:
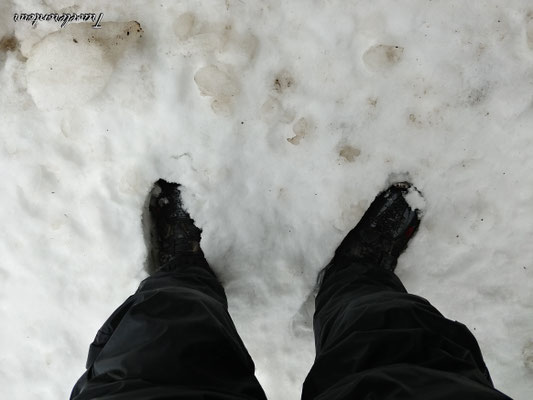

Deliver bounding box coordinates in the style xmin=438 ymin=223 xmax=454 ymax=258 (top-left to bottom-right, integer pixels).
xmin=301 ymin=262 xmax=513 ymax=400
xmin=71 ymin=256 xmax=267 ymax=400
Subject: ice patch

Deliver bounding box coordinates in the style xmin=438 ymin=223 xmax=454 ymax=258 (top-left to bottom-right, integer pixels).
xmin=287 ymin=117 xmax=311 ymax=145
xmin=194 ymin=64 xmax=240 ymax=115
xmin=25 ymin=21 xmax=143 ymax=110
xmin=194 ymin=65 xmax=239 ymax=97
xmin=363 ymin=44 xmax=404 ymax=71
xmin=26 ymin=36 xmax=113 ymax=110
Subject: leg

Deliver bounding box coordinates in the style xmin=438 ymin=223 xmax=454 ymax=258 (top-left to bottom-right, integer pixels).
xmin=302 ymin=183 xmax=511 ymax=400
xmin=71 ymin=258 xmax=266 ymax=400
xmin=71 ymin=180 xmax=266 ymax=399
xmin=302 ymin=266 xmax=511 ymax=400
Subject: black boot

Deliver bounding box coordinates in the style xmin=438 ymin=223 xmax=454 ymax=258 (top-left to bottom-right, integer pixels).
xmin=147 ymin=179 xmax=205 ymax=272
xmin=322 ymin=182 xmax=421 ymax=282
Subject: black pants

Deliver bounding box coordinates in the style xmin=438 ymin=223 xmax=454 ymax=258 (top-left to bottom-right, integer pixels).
xmin=71 ymin=257 xmax=511 ymax=400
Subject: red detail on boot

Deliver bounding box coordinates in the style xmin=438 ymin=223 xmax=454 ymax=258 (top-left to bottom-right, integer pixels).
xmin=405 ymin=226 xmax=415 ymax=239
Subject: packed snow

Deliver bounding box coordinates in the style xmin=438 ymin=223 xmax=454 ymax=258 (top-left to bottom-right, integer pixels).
xmin=1 ymin=0 xmax=533 ymax=399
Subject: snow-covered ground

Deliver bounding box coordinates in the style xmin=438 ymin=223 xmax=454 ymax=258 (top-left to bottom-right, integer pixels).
xmin=1 ymin=0 xmax=533 ymax=398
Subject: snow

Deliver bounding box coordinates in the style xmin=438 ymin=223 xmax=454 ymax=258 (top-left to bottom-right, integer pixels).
xmin=1 ymin=0 xmax=533 ymax=399
xmin=404 ymin=185 xmax=426 ymax=213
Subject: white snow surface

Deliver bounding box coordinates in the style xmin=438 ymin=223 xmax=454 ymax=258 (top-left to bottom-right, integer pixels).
xmin=1 ymin=0 xmax=533 ymax=399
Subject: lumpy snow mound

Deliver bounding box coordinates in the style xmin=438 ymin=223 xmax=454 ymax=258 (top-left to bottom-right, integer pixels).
xmin=25 ymin=21 xmax=143 ymax=110
xmin=1 ymin=1 xmax=533 ymax=399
